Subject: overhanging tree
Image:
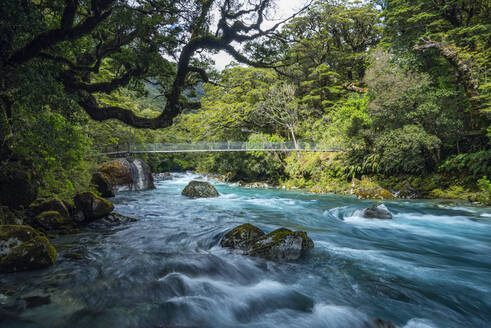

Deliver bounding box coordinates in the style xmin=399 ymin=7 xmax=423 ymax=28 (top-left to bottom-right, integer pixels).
xmin=0 ymin=0 xmax=310 ymax=150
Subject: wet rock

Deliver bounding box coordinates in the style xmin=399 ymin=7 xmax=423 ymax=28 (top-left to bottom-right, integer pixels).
xmin=91 ymin=172 xmax=115 ymax=198
xmin=29 ymin=198 xmax=70 ymax=218
xmin=220 ymin=223 xmax=265 ymax=250
xmin=363 ymin=204 xmax=393 ymax=220
xmin=182 ymin=181 xmax=219 ymax=198
xmin=248 ymin=228 xmax=314 ymax=261
xmin=244 ymin=182 xmax=272 ymax=189
xmin=221 ymin=224 xmax=314 ymax=261
xmin=0 ymin=225 xmax=56 ymax=273
xmin=88 ymin=213 xmax=139 ymax=228
xmin=96 ymin=157 xmax=155 ymax=192
xmin=154 ymin=172 xmax=173 ymax=181
xmin=74 ymin=191 xmax=114 ymax=222
xmin=0 ymin=161 xmax=38 ymax=209
xmin=351 ymin=178 xmax=395 ymax=200
xmin=33 ymin=211 xmax=75 ymax=231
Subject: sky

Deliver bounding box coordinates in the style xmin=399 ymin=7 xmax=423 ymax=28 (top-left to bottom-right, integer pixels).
xmin=210 ymin=0 xmax=310 ymax=70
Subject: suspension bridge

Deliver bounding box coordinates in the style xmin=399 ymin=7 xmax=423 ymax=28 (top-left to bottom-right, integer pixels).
xmin=92 ymin=141 xmax=344 ymax=156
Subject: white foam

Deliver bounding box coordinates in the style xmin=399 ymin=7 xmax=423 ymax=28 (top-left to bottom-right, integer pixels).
xmin=403 ymin=318 xmax=439 ymax=328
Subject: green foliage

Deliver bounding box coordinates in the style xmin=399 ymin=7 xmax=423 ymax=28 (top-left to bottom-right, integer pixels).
xmin=13 ymin=107 xmax=93 ymax=199
xmin=375 ymin=125 xmax=442 ymax=174
xmin=439 ymin=151 xmax=491 ymax=178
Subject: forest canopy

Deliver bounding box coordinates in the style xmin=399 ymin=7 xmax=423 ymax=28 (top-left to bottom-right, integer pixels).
xmin=1 ymin=0 xmax=490 ymax=202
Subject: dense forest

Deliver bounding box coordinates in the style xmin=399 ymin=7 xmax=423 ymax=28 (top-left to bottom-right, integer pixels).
xmin=1 ymin=0 xmax=490 ymax=204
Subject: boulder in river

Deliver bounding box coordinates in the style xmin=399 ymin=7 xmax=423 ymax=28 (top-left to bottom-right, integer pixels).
xmin=362 ymin=204 xmax=393 ymax=220
xmin=248 ymin=228 xmax=314 ymax=261
xmin=0 ymin=225 xmax=56 ymax=273
xmin=220 ymin=223 xmax=265 ymax=250
xmin=221 ymin=224 xmax=314 ymax=261
xmin=182 ymin=181 xmax=219 ymax=198
xmin=93 ymin=157 xmax=155 ymax=195
xmin=74 ymin=191 xmax=114 ymax=222
xmin=153 ymin=172 xmax=173 ymax=181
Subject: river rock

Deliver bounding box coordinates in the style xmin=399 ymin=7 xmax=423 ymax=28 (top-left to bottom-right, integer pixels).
xmin=363 ymin=204 xmax=393 ymax=220
xmin=244 ymin=182 xmax=272 ymax=189
xmin=220 ymin=223 xmax=265 ymax=250
xmin=248 ymin=228 xmax=314 ymax=261
xmin=221 ymin=224 xmax=314 ymax=261
xmin=0 ymin=225 xmax=56 ymax=273
xmin=29 ymin=198 xmax=70 ymax=218
xmin=94 ymin=157 xmax=155 ymax=194
xmin=33 ymin=211 xmax=75 ymax=231
xmin=74 ymin=191 xmax=114 ymax=222
xmin=182 ymin=181 xmax=219 ymax=198
xmin=91 ymin=172 xmax=115 ymax=198
xmin=154 ymin=172 xmax=173 ymax=181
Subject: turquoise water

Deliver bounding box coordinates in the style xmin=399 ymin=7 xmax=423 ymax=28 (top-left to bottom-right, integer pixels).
xmin=1 ymin=173 xmax=490 ymax=327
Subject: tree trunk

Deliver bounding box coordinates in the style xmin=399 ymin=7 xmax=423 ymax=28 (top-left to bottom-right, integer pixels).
xmin=289 ymin=126 xmax=301 ymax=159
xmin=0 ymin=97 xmax=13 ymax=156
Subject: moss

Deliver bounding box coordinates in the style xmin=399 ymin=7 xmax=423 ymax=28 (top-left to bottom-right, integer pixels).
xmin=268 ymin=228 xmax=293 ymax=243
xmin=0 ymin=225 xmax=56 ymax=273
xmin=98 ymin=159 xmax=132 ymax=185
xmin=220 ymin=223 xmax=265 ymax=250
xmin=29 ymin=198 xmax=70 ymax=218
xmin=351 ymin=177 xmax=395 ymax=200
xmin=0 ymin=206 xmax=22 ymax=225
xmin=35 ymin=211 xmax=74 ymax=230
xmin=74 ymin=191 xmax=114 ymax=221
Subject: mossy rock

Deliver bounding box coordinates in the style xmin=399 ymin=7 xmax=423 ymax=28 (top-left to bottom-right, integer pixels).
xmin=29 ymin=198 xmax=70 ymax=218
xmin=248 ymin=228 xmax=314 ymax=261
xmin=0 ymin=206 xmax=22 ymax=225
xmin=351 ymin=178 xmax=395 ymax=200
xmin=0 ymin=161 xmax=38 ymax=209
xmin=221 ymin=224 xmax=314 ymax=262
xmin=0 ymin=225 xmax=56 ymax=273
xmin=34 ymin=211 xmax=75 ymax=231
xmin=220 ymin=223 xmax=265 ymax=250
xmin=182 ymin=181 xmax=219 ymax=198
xmin=74 ymin=191 xmax=114 ymax=222
xmin=91 ymin=172 xmax=115 ymax=198
xmin=98 ymin=159 xmax=132 ymax=186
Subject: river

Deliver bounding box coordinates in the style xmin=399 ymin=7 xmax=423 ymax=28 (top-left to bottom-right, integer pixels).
xmin=1 ymin=172 xmax=490 ymax=328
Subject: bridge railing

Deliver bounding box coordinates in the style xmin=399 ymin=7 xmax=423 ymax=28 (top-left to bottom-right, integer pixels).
xmin=91 ymin=141 xmax=344 ymax=154
xmin=129 ymin=141 xmax=343 ymax=152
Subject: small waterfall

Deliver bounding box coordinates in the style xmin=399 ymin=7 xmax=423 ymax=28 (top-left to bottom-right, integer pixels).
xmin=127 ymin=158 xmax=155 ymax=191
